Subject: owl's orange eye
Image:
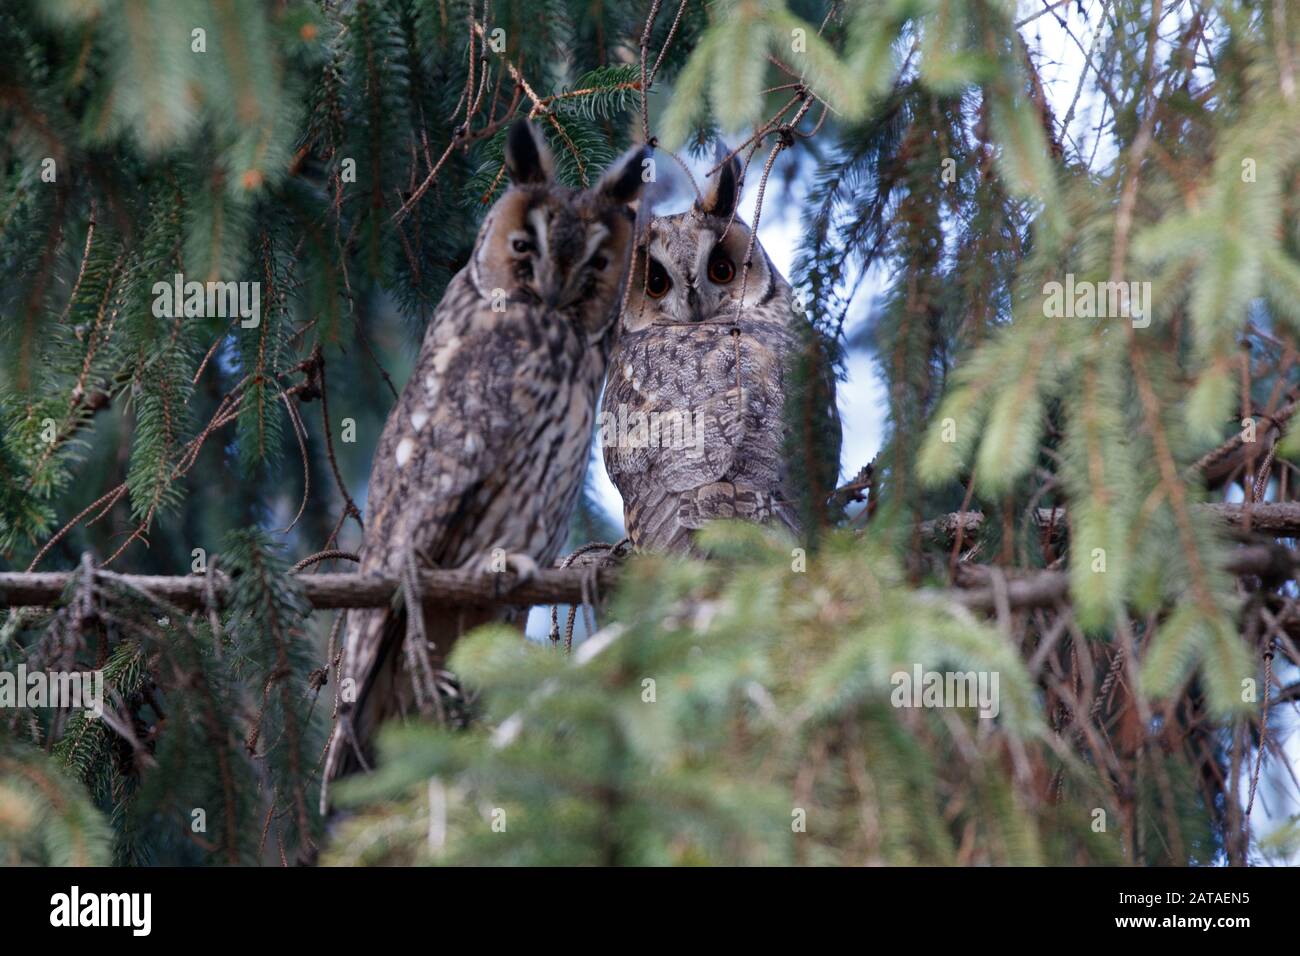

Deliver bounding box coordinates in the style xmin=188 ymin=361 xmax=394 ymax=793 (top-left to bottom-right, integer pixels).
xmin=708 ymin=255 xmax=735 ymax=284
xmin=645 ymin=259 xmax=672 ymax=299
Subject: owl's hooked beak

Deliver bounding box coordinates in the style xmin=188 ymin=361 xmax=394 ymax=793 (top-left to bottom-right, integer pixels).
xmin=686 ymin=284 xmax=706 ymax=323
xmin=542 ymin=273 xmax=570 ymax=310
xmin=541 ymin=262 xmax=587 ymax=310
xmin=533 ymin=258 xmax=563 ymax=309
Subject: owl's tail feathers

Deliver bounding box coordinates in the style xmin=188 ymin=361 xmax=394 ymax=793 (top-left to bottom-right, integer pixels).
xmin=320 ymin=604 xmax=408 ymax=814
xmin=648 ymin=482 xmax=799 ymax=554
xmin=319 ymin=600 xmax=494 ymax=815
xmin=677 ymin=482 xmax=788 ymax=526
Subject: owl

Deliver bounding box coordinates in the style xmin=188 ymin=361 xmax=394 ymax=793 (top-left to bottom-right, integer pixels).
xmin=601 ymin=154 xmax=841 ymax=554
xmin=322 ymin=121 xmax=649 ymax=807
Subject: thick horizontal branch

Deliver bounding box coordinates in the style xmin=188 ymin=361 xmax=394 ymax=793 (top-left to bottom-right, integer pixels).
xmin=950 ymin=543 xmax=1298 ymax=612
xmin=0 ymin=567 xmax=620 ymax=611
xmin=921 ymin=502 xmax=1300 ymax=543
xmin=5 ymin=511 xmax=1300 ymax=616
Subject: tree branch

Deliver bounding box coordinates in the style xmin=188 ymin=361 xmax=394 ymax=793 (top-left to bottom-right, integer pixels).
xmin=948 ymin=544 xmax=1298 ymax=612
xmin=921 ymin=502 xmax=1300 ymax=542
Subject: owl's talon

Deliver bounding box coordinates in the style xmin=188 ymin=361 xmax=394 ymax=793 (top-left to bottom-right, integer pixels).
xmin=475 ymin=550 xmax=539 ymax=589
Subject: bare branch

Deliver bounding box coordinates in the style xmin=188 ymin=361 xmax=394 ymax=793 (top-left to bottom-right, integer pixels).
xmin=0 ymin=566 xmax=620 ymax=611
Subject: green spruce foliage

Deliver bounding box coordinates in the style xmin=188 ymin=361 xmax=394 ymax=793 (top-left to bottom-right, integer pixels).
xmin=1 ymin=0 xmax=1297 ymax=866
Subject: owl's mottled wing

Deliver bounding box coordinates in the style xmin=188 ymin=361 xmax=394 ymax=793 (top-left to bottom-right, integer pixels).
xmin=603 ymin=323 xmax=744 ymax=492
xmin=605 ymin=319 xmax=801 ymax=550
xmin=325 ymin=283 xmax=546 ymax=794
xmin=718 ymin=318 xmax=799 ymax=494
xmin=362 ymin=311 xmax=544 ymax=575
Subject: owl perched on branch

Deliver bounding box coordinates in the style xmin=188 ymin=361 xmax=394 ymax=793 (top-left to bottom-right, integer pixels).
xmin=602 ymin=154 xmax=841 ymax=554
xmin=322 ymin=121 xmax=650 ymax=808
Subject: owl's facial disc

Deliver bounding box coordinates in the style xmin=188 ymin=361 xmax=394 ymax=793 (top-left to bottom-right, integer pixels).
xmin=697 ymin=222 xmax=769 ymax=315
xmin=507 ymin=228 xmax=537 ymax=286
xmin=547 ymin=219 xmax=613 ymax=310
xmin=634 ymin=242 xmax=692 ymax=321
xmin=491 ymin=199 xmax=610 ymax=308
xmin=475 ymin=127 xmax=648 ymax=323
xmin=643 ymin=256 xmax=673 ymax=300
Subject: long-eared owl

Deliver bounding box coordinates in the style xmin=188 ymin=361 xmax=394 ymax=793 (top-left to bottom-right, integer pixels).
xmin=323 ymin=122 xmax=650 ymax=807
xmin=601 ymin=154 xmax=841 ymax=553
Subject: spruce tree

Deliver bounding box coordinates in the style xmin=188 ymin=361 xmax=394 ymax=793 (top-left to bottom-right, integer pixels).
xmin=2 ymin=0 xmax=1298 ymax=867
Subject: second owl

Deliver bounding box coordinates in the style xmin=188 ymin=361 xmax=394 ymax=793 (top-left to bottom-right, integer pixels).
xmin=602 ymin=155 xmax=841 ymax=553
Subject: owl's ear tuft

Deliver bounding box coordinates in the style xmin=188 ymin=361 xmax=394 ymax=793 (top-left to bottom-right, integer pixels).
xmin=596 ymin=143 xmax=654 ymax=207
xmin=504 ymin=120 xmax=554 ymax=185
xmin=696 ymin=149 xmax=742 ymax=217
